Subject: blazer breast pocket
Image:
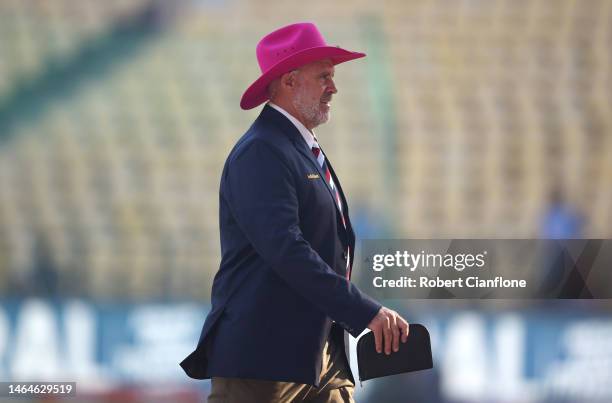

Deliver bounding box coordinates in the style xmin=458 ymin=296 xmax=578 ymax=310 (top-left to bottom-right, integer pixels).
xmin=300 ymin=170 xmax=334 ymax=210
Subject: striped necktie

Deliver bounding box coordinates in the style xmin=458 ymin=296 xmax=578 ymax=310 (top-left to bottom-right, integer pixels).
xmin=311 ymin=144 xmax=346 ymax=228
xmin=311 ymin=144 xmax=351 ymax=279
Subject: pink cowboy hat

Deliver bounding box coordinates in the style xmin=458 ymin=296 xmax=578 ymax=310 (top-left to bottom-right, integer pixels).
xmin=240 ymin=22 xmax=366 ymax=110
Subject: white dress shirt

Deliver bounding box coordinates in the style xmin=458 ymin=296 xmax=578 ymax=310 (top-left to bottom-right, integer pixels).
xmin=268 ymin=102 xmax=318 ymax=149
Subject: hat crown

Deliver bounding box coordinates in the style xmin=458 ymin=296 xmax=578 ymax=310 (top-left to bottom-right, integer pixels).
xmin=256 ymin=23 xmax=328 ymax=73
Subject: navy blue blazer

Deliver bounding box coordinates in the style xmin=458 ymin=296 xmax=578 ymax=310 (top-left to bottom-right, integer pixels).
xmin=180 ymin=105 xmax=381 ymax=386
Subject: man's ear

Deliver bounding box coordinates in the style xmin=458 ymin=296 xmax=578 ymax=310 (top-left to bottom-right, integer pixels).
xmin=280 ymin=70 xmax=299 ymax=90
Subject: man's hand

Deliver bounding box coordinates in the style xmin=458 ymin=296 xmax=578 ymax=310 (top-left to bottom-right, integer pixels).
xmin=367 ymin=307 xmax=409 ymax=355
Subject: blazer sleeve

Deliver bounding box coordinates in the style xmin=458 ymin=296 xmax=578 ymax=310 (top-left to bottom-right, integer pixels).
xmin=224 ymin=140 xmax=381 ymax=337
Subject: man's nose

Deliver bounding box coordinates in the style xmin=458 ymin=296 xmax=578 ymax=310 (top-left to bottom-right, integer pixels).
xmin=328 ymin=79 xmax=338 ymax=94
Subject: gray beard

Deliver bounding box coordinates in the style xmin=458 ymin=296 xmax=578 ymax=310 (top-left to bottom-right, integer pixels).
xmin=292 ymin=87 xmax=329 ymax=129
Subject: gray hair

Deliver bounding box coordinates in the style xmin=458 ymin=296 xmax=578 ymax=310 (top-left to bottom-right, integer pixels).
xmin=267 ymin=70 xmax=301 ymax=100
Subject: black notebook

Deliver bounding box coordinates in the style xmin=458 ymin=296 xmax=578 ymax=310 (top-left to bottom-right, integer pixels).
xmin=356 ymin=324 xmax=433 ymax=384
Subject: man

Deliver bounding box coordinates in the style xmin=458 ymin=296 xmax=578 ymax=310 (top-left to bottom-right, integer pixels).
xmin=180 ymin=22 xmax=409 ymax=403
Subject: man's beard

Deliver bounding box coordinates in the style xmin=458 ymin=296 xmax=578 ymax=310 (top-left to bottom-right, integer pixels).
xmin=292 ymin=86 xmax=330 ymax=129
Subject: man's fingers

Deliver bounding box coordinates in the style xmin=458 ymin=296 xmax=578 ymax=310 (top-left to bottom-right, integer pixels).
xmin=383 ymin=316 xmax=392 ymax=355
xmin=373 ymin=324 xmax=383 ymax=354
xmin=391 ymin=314 xmax=400 ymax=352
xmin=400 ymin=318 xmax=410 ymax=343
xmin=369 ymin=308 xmax=411 ymax=354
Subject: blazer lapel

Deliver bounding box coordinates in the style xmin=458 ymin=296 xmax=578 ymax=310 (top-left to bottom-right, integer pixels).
xmin=324 ymin=154 xmax=354 ymax=240
xmin=261 ymin=105 xmax=346 ymax=222
xmin=294 ymin=143 xmax=344 ymax=218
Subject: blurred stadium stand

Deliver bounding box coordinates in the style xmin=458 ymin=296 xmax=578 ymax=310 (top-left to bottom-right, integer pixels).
xmin=0 ymin=0 xmax=611 ymax=298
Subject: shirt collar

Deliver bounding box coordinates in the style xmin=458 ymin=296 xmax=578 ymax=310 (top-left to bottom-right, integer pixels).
xmin=268 ymin=102 xmax=318 ymax=149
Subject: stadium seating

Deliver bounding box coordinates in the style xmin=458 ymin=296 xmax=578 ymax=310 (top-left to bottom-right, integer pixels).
xmin=0 ymin=0 xmax=610 ymax=298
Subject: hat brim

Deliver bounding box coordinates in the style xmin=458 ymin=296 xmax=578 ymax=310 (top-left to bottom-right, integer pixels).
xmin=240 ymin=46 xmax=365 ymax=110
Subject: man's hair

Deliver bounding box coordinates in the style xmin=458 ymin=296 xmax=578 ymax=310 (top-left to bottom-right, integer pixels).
xmin=267 ymin=78 xmax=281 ymax=99
xmin=267 ymin=70 xmax=301 ymax=100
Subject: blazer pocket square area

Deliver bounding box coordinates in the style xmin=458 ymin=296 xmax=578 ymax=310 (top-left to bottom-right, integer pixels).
xmin=307 ymin=173 xmax=320 ymax=179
